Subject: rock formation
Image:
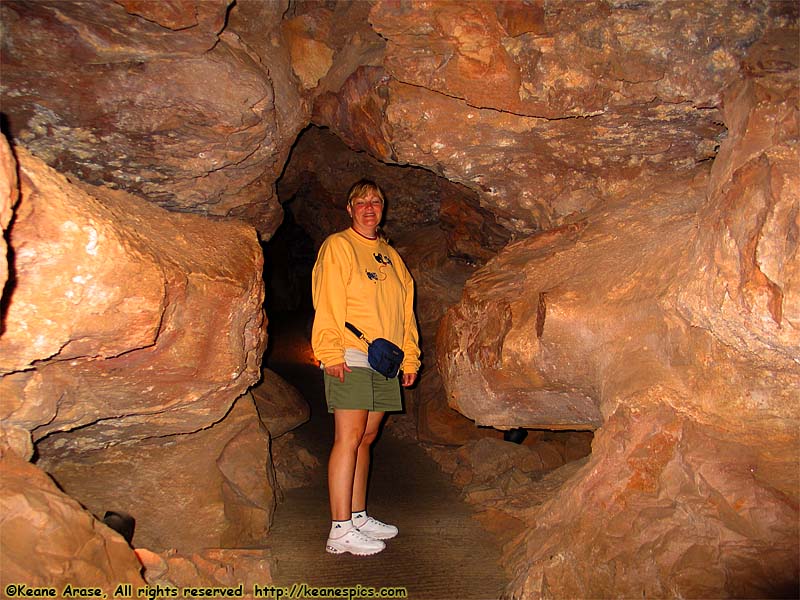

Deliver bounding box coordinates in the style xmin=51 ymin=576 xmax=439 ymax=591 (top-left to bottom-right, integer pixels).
xmin=0 ymin=141 xmax=274 ymax=585
xmin=0 ymin=452 xmax=146 ymax=589
xmin=437 ymin=21 xmax=799 ymax=599
xmin=37 ymin=394 xmax=276 ymax=552
xmin=0 ymin=145 xmax=267 ymax=451
xmin=1 ymin=0 xmax=797 ymax=597
xmin=0 ymin=0 xmax=303 ymax=237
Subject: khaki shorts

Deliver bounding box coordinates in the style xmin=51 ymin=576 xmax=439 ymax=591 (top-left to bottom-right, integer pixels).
xmin=324 ymin=367 xmax=402 ymax=413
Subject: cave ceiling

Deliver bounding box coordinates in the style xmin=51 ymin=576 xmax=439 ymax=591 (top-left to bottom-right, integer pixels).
xmin=0 ymin=0 xmax=785 ymax=241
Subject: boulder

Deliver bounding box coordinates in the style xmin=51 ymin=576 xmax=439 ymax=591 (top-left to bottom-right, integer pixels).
xmin=0 ymin=145 xmax=267 ymax=453
xmin=37 ymin=395 xmax=276 ymax=552
xmin=0 ymin=453 xmax=145 ymax=592
xmin=677 ymin=29 xmax=799 ymax=370
xmin=506 ymin=401 xmax=799 ymax=599
xmin=251 ymin=369 xmax=310 ymax=439
xmin=271 ymin=431 xmax=322 ymax=492
xmin=439 ymin=28 xmax=799 ymax=597
xmin=136 ymin=547 xmax=275 ymax=591
xmin=0 ymin=0 xmax=303 ymax=237
xmin=314 ymin=1 xmax=773 ymax=234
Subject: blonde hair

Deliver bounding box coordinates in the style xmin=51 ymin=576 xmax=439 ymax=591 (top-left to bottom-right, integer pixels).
xmin=347 ymin=179 xmax=385 ymax=207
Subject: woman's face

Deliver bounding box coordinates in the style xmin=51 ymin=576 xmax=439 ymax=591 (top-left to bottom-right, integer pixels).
xmin=347 ymin=191 xmax=383 ymax=237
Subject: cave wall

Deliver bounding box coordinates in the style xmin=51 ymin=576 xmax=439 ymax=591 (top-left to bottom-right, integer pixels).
xmin=437 ymin=22 xmax=799 ymax=598
xmin=0 ymin=0 xmax=798 ymax=597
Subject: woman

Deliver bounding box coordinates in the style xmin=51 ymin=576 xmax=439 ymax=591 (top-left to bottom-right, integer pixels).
xmin=311 ymin=179 xmax=421 ymax=556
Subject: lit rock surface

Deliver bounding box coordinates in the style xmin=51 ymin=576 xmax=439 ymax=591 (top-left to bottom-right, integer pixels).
xmin=438 ymin=171 xmax=708 ymax=430
xmin=0 ymin=452 xmax=146 ymax=592
xmin=439 ymin=29 xmax=799 ymax=596
xmin=136 ymin=547 xmax=275 ymax=591
xmin=0 ymin=1 xmax=797 ymax=597
xmin=314 ymin=1 xmax=775 ymax=234
xmin=37 ymin=395 xmax=275 ymax=552
xmin=0 ymin=136 xmax=16 ymax=305
xmin=0 ymin=0 xmax=302 ymax=236
xmin=0 ymin=146 xmax=267 ymax=452
xmin=505 ymin=401 xmax=798 ymax=598
xmin=677 ymin=29 xmax=800 ymax=370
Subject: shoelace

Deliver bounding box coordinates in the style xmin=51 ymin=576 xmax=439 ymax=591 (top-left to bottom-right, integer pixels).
xmin=362 ymin=517 xmax=390 ymax=528
xmin=349 ymin=529 xmax=377 ymax=542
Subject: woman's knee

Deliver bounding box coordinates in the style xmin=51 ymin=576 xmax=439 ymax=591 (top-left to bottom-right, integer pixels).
xmin=359 ymin=428 xmax=379 ymax=448
xmin=333 ymin=429 xmax=364 ymax=450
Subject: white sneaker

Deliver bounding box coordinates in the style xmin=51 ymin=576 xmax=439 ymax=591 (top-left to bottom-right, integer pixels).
xmin=356 ymin=516 xmax=398 ymax=540
xmin=326 ymin=527 xmax=386 ymax=555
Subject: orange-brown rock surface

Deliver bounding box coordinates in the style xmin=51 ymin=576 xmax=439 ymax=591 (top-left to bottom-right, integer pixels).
xmin=438 ymin=170 xmax=706 ymax=430
xmin=0 ymin=0 xmax=303 ymax=236
xmin=0 ymin=141 xmax=273 ymax=579
xmin=37 ymin=395 xmax=276 ymax=552
xmin=136 ymin=547 xmax=275 ymax=593
xmin=314 ymin=1 xmax=778 ymax=235
xmin=0 ymin=452 xmax=146 ymax=593
xmin=438 ymin=24 xmax=799 ymax=597
xmin=0 ymin=136 xmax=16 ymax=318
xmin=677 ymin=29 xmax=799 ymax=371
xmin=251 ymin=368 xmax=309 ymax=440
xmin=0 ymin=145 xmax=267 ymax=451
xmin=1 ymin=1 xmax=798 ymax=597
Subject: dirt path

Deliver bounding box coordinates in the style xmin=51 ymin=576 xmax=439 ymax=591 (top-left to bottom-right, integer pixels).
xmin=264 ymin=313 xmax=509 ymax=600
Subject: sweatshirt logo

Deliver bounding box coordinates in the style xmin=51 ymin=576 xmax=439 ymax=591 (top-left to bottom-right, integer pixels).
xmin=374 ymin=253 xmax=393 ymax=266
xmin=366 ymin=253 xmax=393 ymax=282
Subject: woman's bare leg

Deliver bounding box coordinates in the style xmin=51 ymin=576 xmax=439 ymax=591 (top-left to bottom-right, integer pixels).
xmin=351 ymin=411 xmax=385 ymax=512
xmin=328 ymin=409 xmax=368 ymax=521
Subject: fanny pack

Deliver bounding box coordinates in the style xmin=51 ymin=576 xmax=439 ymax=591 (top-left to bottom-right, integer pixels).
xmin=345 ymin=322 xmax=404 ymax=379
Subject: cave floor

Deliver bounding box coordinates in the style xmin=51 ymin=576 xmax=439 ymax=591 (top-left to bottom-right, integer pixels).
xmin=264 ymin=311 xmax=510 ymax=600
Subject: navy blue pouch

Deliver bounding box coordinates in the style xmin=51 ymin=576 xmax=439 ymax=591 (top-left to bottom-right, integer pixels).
xmin=345 ymin=322 xmax=404 ymax=379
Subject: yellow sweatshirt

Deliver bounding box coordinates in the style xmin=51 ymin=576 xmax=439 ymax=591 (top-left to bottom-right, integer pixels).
xmin=311 ymin=228 xmax=421 ymax=374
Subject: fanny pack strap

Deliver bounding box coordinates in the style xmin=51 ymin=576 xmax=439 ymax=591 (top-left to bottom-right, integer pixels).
xmin=345 ymin=321 xmax=372 ymax=345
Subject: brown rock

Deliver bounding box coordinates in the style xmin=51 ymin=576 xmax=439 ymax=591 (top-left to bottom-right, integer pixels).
xmin=37 ymin=395 xmax=275 ymax=552
xmin=370 ymin=0 xmax=763 ymax=116
xmin=283 ymin=11 xmax=335 ymax=90
xmin=137 ymin=547 xmax=275 ymax=593
xmin=438 ymin=32 xmax=799 ymax=597
xmin=453 ymin=438 xmax=546 ymax=489
xmin=677 ymin=35 xmax=799 ymax=370
xmin=315 ymin=2 xmax=775 ymax=235
xmin=0 ymin=0 xmax=299 ymax=236
xmin=506 ymin=402 xmax=799 ymax=599
xmin=277 ymin=127 xmax=482 ymax=250
xmin=0 ymin=453 xmax=145 ymax=591
xmin=415 ymin=369 xmax=502 ymax=446
xmin=271 ymin=431 xmax=322 ymax=492
xmin=0 ymin=135 xmax=17 ymax=299
xmin=116 ymin=0 xmax=225 ymax=31
xmin=0 ymin=424 xmax=33 ymax=462
xmin=0 ymin=146 xmax=267 ymax=452
xmin=393 ymin=225 xmax=509 ymax=444
xmin=251 ymin=369 xmax=310 ymax=439
xmin=438 ymin=166 xmax=726 ymax=431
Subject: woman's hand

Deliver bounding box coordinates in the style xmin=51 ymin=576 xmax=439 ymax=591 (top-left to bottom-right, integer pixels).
xmin=325 ymin=362 xmax=352 ymax=383
xmin=401 ymin=372 xmax=417 ymax=388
